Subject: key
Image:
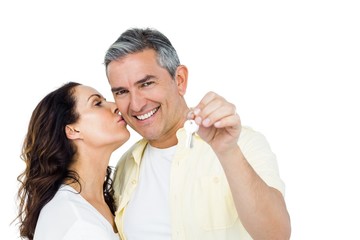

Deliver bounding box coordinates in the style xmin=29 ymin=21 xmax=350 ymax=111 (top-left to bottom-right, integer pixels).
xmin=184 ymin=119 xmax=199 ymax=148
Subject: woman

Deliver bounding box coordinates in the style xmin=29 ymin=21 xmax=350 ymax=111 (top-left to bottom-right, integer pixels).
xmin=16 ymin=82 xmax=129 ymax=240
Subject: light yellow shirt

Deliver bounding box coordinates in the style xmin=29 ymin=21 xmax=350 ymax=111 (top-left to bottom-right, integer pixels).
xmin=113 ymin=126 xmax=285 ymax=240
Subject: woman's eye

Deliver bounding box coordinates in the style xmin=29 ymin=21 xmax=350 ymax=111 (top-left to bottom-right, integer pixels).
xmin=95 ymin=101 xmax=102 ymax=106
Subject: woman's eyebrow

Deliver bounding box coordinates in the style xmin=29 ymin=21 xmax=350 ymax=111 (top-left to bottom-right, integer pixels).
xmin=87 ymin=94 xmax=102 ymax=102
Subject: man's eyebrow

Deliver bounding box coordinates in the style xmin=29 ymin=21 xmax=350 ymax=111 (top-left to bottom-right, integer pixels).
xmin=111 ymin=75 xmax=156 ymax=93
xmin=136 ymin=75 xmax=155 ymax=85
xmin=111 ymin=86 xmax=125 ymax=93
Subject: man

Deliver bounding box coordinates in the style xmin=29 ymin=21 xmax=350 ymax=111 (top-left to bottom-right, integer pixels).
xmin=104 ymin=27 xmax=291 ymax=240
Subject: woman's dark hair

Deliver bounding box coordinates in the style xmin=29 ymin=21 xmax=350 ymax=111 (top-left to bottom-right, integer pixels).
xmin=16 ymin=82 xmax=116 ymax=240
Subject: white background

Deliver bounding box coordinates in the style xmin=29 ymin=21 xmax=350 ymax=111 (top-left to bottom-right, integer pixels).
xmin=1 ymin=1 xmax=359 ymax=239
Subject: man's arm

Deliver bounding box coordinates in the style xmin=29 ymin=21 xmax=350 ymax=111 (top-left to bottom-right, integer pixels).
xmin=191 ymin=91 xmax=291 ymax=240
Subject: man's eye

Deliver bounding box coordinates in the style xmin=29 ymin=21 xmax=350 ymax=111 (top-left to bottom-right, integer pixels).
xmin=115 ymin=89 xmax=128 ymax=96
xmin=95 ymin=101 xmax=102 ymax=106
xmin=142 ymin=81 xmax=154 ymax=87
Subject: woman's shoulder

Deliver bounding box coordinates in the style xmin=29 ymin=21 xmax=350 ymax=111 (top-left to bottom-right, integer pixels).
xmin=34 ymin=185 xmax=118 ymax=239
xmin=37 ymin=185 xmax=83 ymax=220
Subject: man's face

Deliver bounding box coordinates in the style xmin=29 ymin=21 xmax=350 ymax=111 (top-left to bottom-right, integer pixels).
xmin=107 ymin=49 xmax=188 ymax=148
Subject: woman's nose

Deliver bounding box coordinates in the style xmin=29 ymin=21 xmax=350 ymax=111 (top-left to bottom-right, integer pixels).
xmin=108 ymin=102 xmax=119 ymax=114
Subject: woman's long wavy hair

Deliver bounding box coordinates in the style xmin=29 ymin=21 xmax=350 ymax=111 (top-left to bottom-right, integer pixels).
xmin=16 ymin=82 xmax=116 ymax=240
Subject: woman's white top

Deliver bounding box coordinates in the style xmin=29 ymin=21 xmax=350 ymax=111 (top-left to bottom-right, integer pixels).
xmin=34 ymin=184 xmax=119 ymax=240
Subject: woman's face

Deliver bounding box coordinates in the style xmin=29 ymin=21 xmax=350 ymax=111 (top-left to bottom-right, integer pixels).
xmin=70 ymin=85 xmax=130 ymax=151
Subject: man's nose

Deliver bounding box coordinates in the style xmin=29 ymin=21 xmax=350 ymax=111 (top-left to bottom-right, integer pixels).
xmin=129 ymin=93 xmax=146 ymax=112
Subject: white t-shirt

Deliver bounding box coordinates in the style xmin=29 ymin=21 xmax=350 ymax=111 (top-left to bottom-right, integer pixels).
xmin=34 ymin=185 xmax=119 ymax=240
xmin=123 ymin=144 xmax=176 ymax=240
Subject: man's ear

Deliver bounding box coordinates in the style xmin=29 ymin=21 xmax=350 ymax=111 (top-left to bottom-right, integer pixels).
xmin=175 ymin=65 xmax=188 ymax=96
xmin=65 ymin=125 xmax=80 ymax=140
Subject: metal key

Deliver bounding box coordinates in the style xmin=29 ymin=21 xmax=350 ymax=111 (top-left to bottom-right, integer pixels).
xmin=184 ymin=119 xmax=199 ymax=148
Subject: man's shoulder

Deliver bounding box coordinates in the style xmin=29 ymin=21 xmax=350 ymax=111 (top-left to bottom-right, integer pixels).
xmin=240 ymin=125 xmax=263 ymax=138
xmin=121 ymin=139 xmax=147 ymax=159
xmin=115 ymin=138 xmax=147 ymax=169
xmin=239 ymin=125 xmax=271 ymax=148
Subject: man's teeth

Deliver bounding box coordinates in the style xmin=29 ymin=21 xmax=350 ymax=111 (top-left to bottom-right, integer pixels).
xmin=136 ymin=108 xmax=158 ymax=120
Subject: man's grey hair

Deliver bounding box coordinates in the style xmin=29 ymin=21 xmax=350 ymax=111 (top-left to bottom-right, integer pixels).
xmin=104 ymin=27 xmax=180 ymax=78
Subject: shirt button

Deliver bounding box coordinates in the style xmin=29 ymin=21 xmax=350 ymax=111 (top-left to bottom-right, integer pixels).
xmin=213 ymin=177 xmax=219 ymax=183
xmin=131 ymin=179 xmax=137 ymax=184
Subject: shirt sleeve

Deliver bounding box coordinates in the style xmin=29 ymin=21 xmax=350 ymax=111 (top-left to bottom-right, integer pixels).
xmin=239 ymin=127 xmax=286 ymax=196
